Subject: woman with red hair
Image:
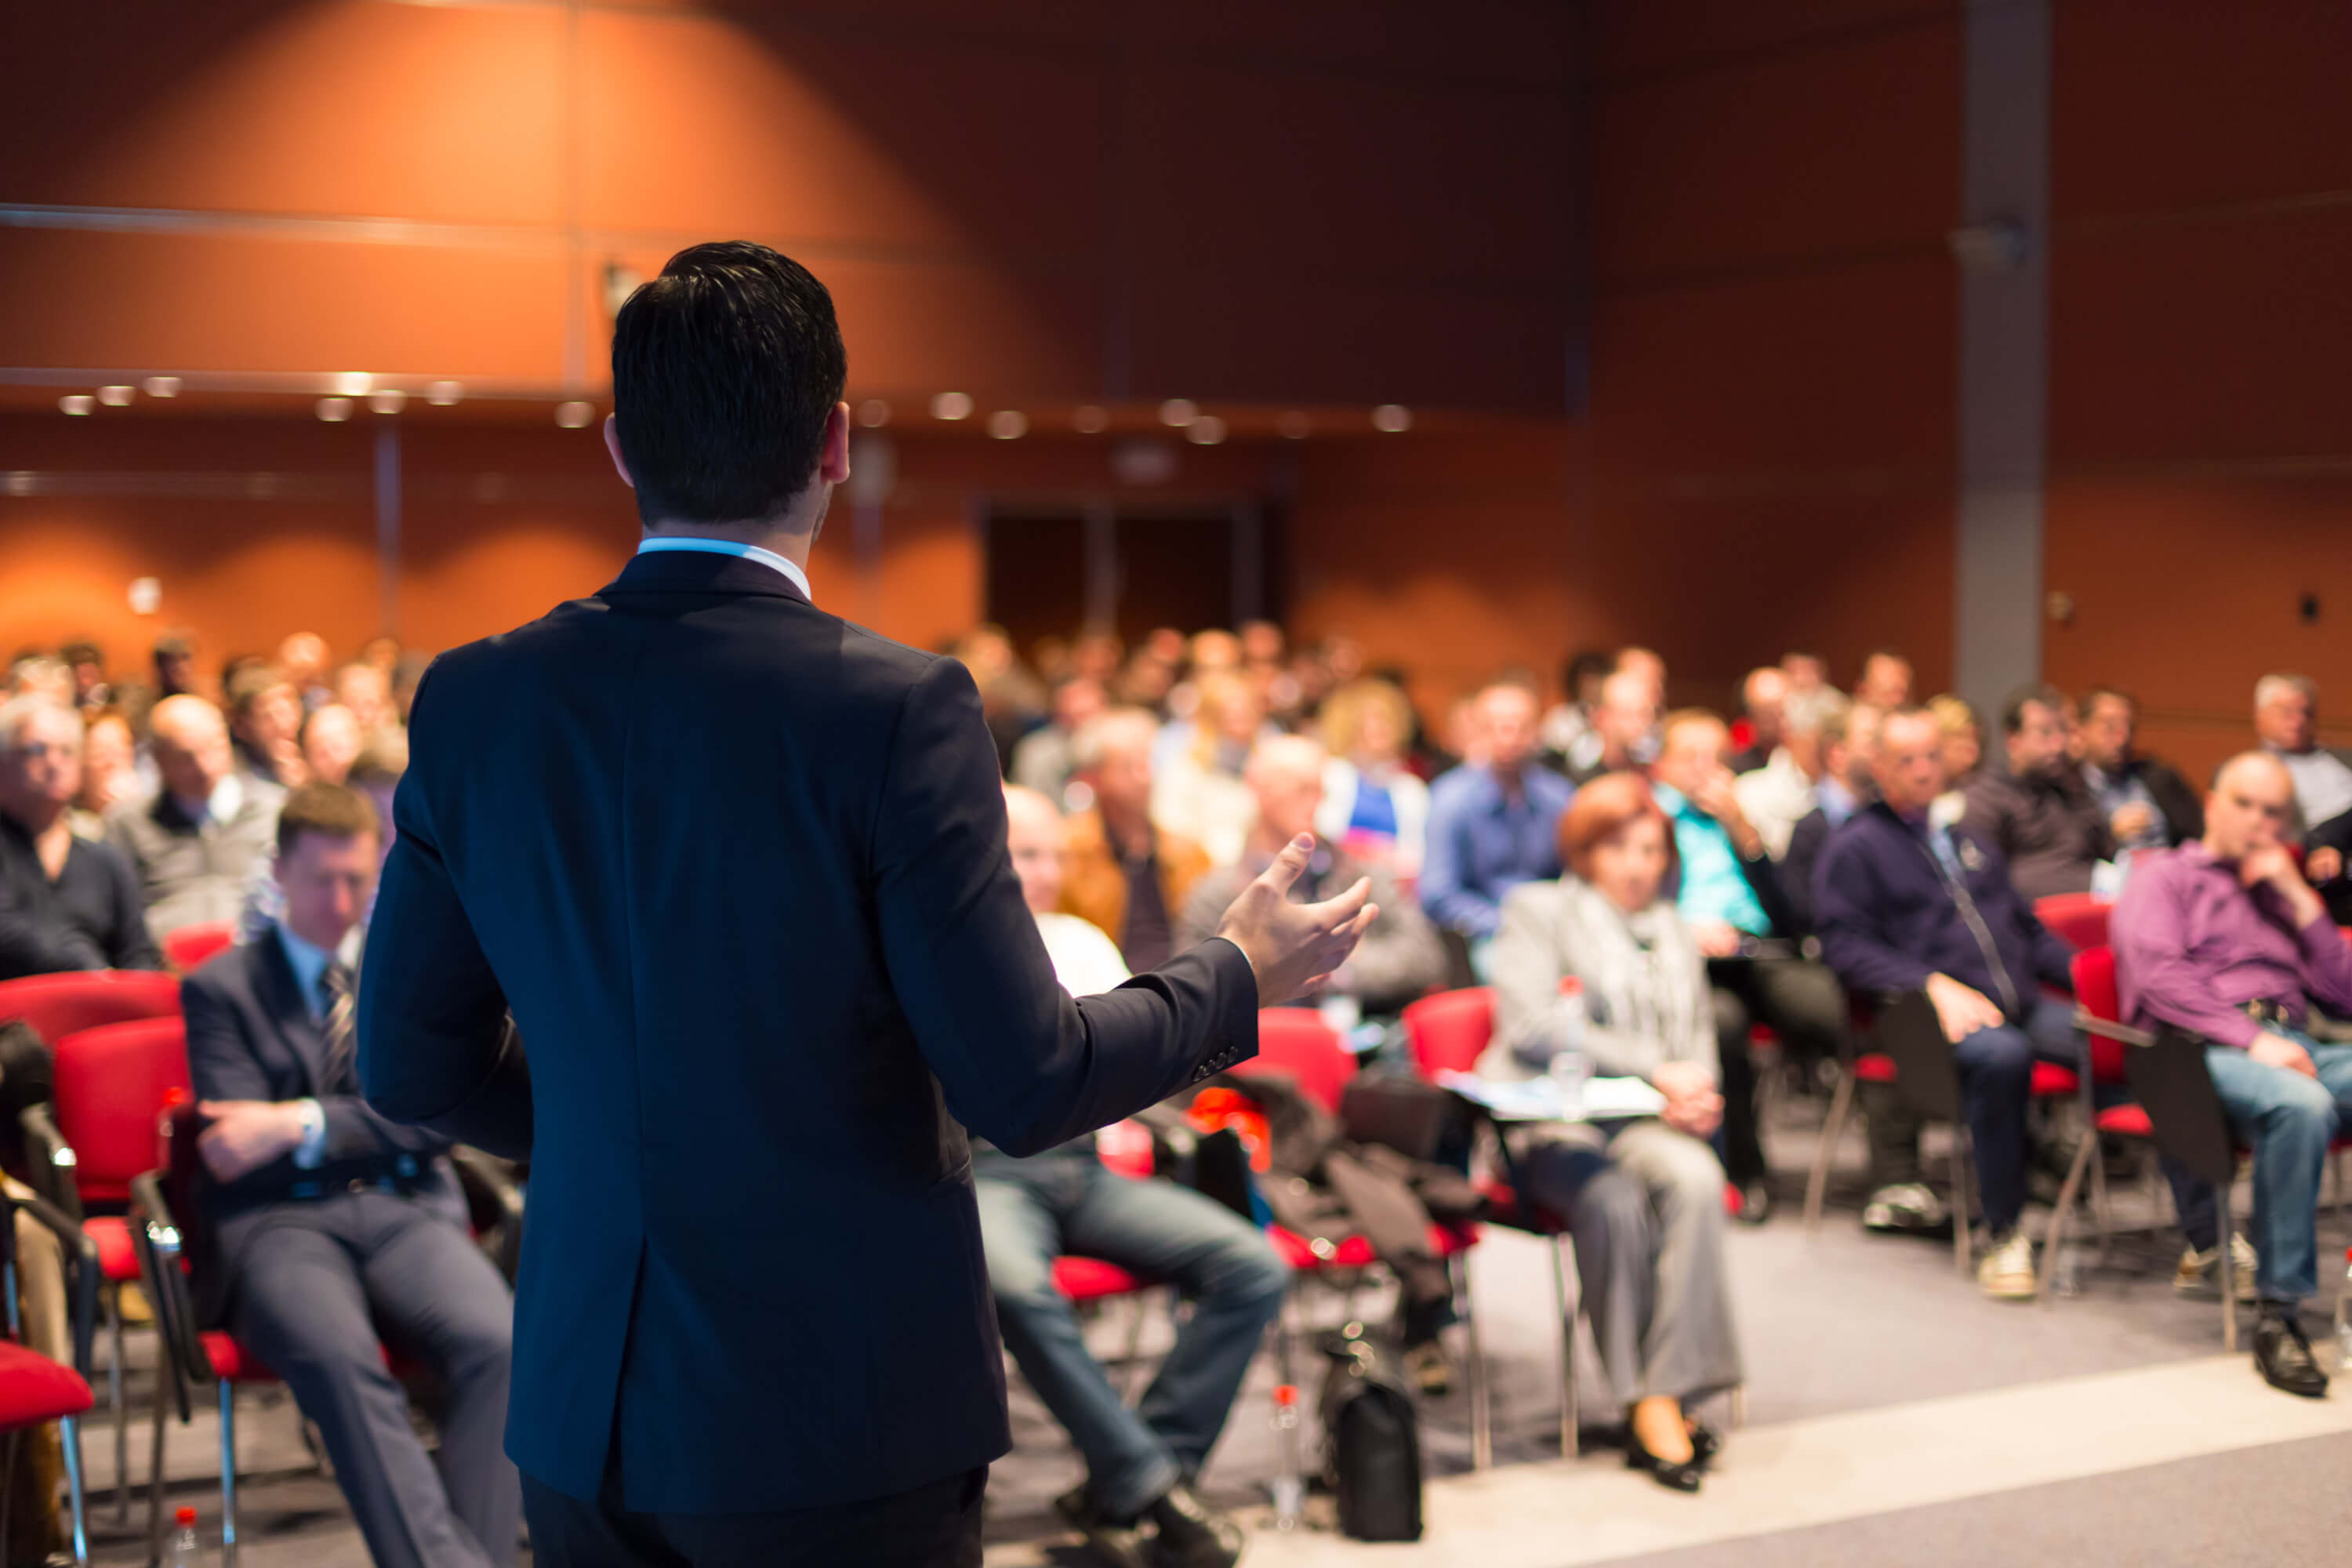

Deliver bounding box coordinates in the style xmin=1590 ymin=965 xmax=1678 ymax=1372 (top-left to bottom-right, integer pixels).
xmin=1482 ymin=771 xmax=1744 ymax=1493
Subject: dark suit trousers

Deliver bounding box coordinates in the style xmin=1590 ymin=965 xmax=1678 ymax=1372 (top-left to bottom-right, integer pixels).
xmin=227 ymin=1190 xmax=519 ymax=1568
xmin=521 ymin=1460 xmax=986 ymax=1567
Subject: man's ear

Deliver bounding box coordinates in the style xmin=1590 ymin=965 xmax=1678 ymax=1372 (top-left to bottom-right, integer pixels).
xmin=603 ymin=415 xmax=634 ymax=490
xmin=818 ymin=401 xmax=852 ymax=487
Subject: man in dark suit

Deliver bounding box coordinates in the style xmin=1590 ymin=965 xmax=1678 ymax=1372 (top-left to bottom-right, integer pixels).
xmin=185 ymin=783 xmax=517 ymax=1567
xmin=357 ymin=241 xmax=1370 ymax=1568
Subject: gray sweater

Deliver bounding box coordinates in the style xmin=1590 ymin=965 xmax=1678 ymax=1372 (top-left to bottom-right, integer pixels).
xmin=1480 ymin=876 xmax=1717 ymax=1087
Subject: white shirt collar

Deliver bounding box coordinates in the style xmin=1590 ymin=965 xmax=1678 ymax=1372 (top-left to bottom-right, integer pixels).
xmin=176 ymin=772 xmax=243 ymax=826
xmin=636 ymin=535 xmax=812 ymax=602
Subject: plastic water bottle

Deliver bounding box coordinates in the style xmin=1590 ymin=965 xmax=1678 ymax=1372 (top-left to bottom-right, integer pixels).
xmin=2051 ymin=1241 xmax=2083 ymax=1298
xmin=162 ymin=1506 xmax=206 ymax=1566
xmin=1549 ymin=980 xmax=1590 ymax=1120
xmin=2335 ymin=1247 xmax=2352 ymax=1372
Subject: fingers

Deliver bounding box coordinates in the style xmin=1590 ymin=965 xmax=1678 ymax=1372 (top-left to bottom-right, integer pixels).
xmin=1302 ymin=877 xmax=1372 ymax=932
xmin=1253 ymin=834 xmax=1318 ymax=899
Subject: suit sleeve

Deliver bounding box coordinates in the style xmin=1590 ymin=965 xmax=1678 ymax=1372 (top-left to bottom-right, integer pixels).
xmin=873 ymin=658 xmax=1258 ymax=1156
xmin=357 ymin=666 xmax=533 ymax=1159
xmin=183 ymin=971 xmax=278 ymax=1104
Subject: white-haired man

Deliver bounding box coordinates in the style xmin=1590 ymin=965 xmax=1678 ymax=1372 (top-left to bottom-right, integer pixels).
xmin=0 ymin=698 xmax=161 ymax=978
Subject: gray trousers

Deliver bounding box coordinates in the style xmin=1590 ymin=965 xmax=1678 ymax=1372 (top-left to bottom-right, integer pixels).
xmin=227 ymin=1190 xmax=520 ymax=1568
xmin=1518 ymin=1119 xmax=1744 ymax=1409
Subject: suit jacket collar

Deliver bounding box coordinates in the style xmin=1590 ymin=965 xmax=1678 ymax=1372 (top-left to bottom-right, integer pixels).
xmin=599 ymin=546 xmax=811 ymax=606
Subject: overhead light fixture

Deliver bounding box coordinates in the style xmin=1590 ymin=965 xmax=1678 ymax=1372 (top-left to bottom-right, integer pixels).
xmin=931 ymin=391 xmax=974 ymax=421
xmin=1278 ymin=411 xmax=1312 ymax=439
xmin=369 ymin=390 xmax=407 ymax=415
xmin=1158 ymin=398 xmax=1198 ymax=428
xmin=425 ymin=380 xmax=464 ymax=406
xmin=58 ymin=395 xmax=93 ymax=416
xmin=988 ymin=410 xmax=1029 ymax=440
xmin=555 ymin=401 xmax=596 ymax=428
xmin=332 ymin=372 xmax=372 ymax=397
xmin=96 ymin=385 xmax=134 ymax=407
xmin=856 ymin=398 xmax=892 ymax=427
xmin=1073 ymin=405 xmax=1108 ymax=434
xmin=1372 ymin=404 xmax=1413 ymax=433
xmin=143 ymin=376 xmax=182 ymax=398
xmin=316 ymin=397 xmax=354 ymax=423
xmin=1185 ymin=415 xmax=1228 ymax=446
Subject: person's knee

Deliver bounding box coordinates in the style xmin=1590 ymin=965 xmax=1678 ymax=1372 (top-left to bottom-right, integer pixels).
xmin=1225 ymin=1233 xmax=1293 ymax=1312
xmin=1653 ymin=1135 xmax=1729 ymax=1208
xmin=1961 ymin=1025 xmax=2033 ymax=1084
xmin=2264 ymin=1072 xmax=2338 ymax=1148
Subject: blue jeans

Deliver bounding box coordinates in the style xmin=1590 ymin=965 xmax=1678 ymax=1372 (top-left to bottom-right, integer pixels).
xmin=1953 ymin=996 xmax=2082 ymax=1236
xmin=2204 ymin=1030 xmax=2352 ymax=1303
xmin=974 ymin=1147 xmax=1289 ymax=1518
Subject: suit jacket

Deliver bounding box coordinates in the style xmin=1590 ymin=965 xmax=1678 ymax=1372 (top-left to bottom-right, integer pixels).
xmin=357 ymin=549 xmax=1259 ymax=1515
xmin=1959 ymin=767 xmax=2114 ymax=903
xmin=181 ymin=932 xmax=459 ymax=1322
xmin=1058 ymin=808 xmax=1212 ymax=959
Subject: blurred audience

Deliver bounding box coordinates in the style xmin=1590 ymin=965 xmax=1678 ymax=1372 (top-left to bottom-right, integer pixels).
xmin=2076 ymin=686 xmax=2201 ymax=856
xmin=1927 ymin=694 xmax=1984 ymax=826
xmin=152 ymin=630 xmax=201 ymax=699
xmin=1011 ymin=676 xmax=1106 ymax=805
xmin=1780 ymin=651 xmax=1829 ymax=699
xmin=0 ymin=697 xmax=160 ymax=979
xmin=301 ymin=703 xmax=365 ymax=788
xmin=1316 ymin=678 xmax=1430 ymax=880
xmin=1730 ymin=666 xmax=1789 ymax=774
xmin=278 ymin=631 xmax=334 ymax=710
xmin=1421 ymin=682 xmax=1574 ymax=955
xmin=1060 ymin=709 xmax=1211 ymax=972
xmin=1961 ymin=684 xmax=2111 ymax=902
xmin=1567 ymin=670 xmax=1658 ymax=787
xmin=108 ymin=693 xmax=283 ymax=938
xmin=228 ymin=665 xmax=308 ymax=789
xmin=1540 ymin=648 xmax=1616 ymax=775
xmin=334 ymin=661 xmax=400 ymax=744
xmin=1779 ymin=699 xmax=1881 ymax=935
xmin=1735 ymin=685 xmax=1844 ymax=858
xmin=1151 ymin=670 xmax=1265 ymax=866
xmin=72 ymin=708 xmax=140 ymax=838
xmin=1485 ymin=774 xmax=1742 ymax=1491
xmin=1854 ymin=650 xmax=1913 ymax=710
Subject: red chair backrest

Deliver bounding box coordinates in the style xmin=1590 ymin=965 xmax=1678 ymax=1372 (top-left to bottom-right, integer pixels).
xmin=1231 ymin=1009 xmax=1356 ymax=1112
xmin=2034 ymin=893 xmax=2111 ymax=953
xmin=2071 ymin=946 xmax=2128 ymax=1084
xmin=0 ymin=969 xmax=181 ymax=1049
xmin=53 ymin=1017 xmax=193 ymax=1204
xmin=1400 ymin=987 xmax=1495 ymax=1077
xmin=162 ymin=923 xmax=236 ymax=973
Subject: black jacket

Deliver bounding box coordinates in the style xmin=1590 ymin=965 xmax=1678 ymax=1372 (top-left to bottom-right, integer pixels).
xmin=358 ymin=549 xmax=1260 ymax=1515
xmin=0 ymin=815 xmax=158 ymax=980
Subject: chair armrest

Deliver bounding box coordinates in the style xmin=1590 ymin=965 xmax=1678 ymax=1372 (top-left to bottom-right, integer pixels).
xmin=16 ymin=1105 xmax=82 ymax=1220
xmin=127 ymin=1171 xmax=202 ymax=1421
xmin=2074 ymin=1010 xmax=2154 ymax=1048
xmin=448 ymin=1145 xmax=524 ymax=1285
xmin=7 ymin=1189 xmax=100 ymax=1377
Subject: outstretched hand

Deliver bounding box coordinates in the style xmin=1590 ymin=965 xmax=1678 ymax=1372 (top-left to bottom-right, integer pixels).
xmin=1214 ymin=834 xmax=1378 ymax=1006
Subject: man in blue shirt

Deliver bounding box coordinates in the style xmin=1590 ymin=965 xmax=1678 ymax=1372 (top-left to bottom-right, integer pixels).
xmin=1420 ymin=682 xmax=1574 ymax=965
xmin=1651 ymin=710 xmax=1849 ymax=1222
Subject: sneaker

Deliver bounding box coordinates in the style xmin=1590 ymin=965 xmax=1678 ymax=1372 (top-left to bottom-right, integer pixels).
xmin=2174 ymin=1234 xmax=2259 ymax=1303
xmin=1404 ymin=1338 xmax=1454 ymax=1396
xmin=1976 ymin=1229 xmax=2037 ymax=1301
xmin=2253 ymin=1307 xmax=2330 ymax=1399
xmin=1861 ymin=1181 xmax=1948 ymax=1235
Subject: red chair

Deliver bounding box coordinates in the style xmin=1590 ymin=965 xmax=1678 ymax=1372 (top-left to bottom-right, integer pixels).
xmin=161 ymin=922 xmax=237 ymax=973
xmin=0 ymin=970 xmax=181 ymax=1051
xmin=0 ymin=1189 xmax=100 ymax=1566
xmin=22 ymin=1016 xmax=192 ymax=1526
xmin=2034 ymin=893 xmax=2113 ymax=953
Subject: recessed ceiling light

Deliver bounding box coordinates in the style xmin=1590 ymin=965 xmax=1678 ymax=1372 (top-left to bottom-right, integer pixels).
xmin=58 ymin=395 xmax=93 ymax=416
xmin=143 ymin=376 xmax=182 ymax=398
xmin=369 ymin=390 xmax=407 ymax=415
xmin=857 ymin=398 xmax=892 ymax=427
xmin=425 ymin=380 xmax=464 ymax=406
xmin=1158 ymin=398 xmax=1198 ymax=428
xmin=316 ymin=397 xmax=354 ymax=423
xmin=1185 ymin=416 xmax=1228 ymax=445
xmin=1073 ymin=405 xmax=1109 ymax=434
xmin=332 ymin=372 xmax=372 ymax=397
xmin=931 ymin=391 xmax=975 ymax=421
xmin=988 ymin=410 xmax=1029 ymax=440
xmin=1372 ymin=404 xmax=1412 ymax=433
xmin=96 ymin=385 xmax=135 ymax=406
xmin=555 ymin=401 xmax=596 ymax=428
xmin=1278 ymin=411 xmax=1312 ymax=439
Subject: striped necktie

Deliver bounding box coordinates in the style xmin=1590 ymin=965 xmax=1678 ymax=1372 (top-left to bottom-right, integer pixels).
xmin=319 ymin=960 xmax=358 ymax=1094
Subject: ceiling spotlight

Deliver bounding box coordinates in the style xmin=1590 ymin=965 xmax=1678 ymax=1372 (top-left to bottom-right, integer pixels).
xmin=5 ymin=472 xmax=34 ymax=495
xmin=1277 ymin=411 xmax=1312 ymax=439
xmin=59 ymin=395 xmax=94 ymax=416
xmin=1185 ymin=415 xmax=1228 ymax=446
xmin=988 ymin=410 xmax=1029 ymax=440
xmin=332 ymin=372 xmax=372 ymax=397
xmin=425 ymin=380 xmax=464 ymax=406
xmin=555 ymin=400 xmax=596 ymax=429
xmin=1158 ymin=398 xmax=1198 ymax=428
xmin=1073 ymin=405 xmax=1108 ymax=434
xmin=369 ymin=389 xmax=407 ymax=415
xmin=1372 ymin=404 xmax=1413 ymax=433
xmin=317 ymin=397 xmax=354 ymax=423
xmin=931 ymin=391 xmax=975 ymax=421
xmin=856 ymin=398 xmax=892 ymax=427
xmin=143 ymin=376 xmax=182 ymax=398
xmin=96 ymin=385 xmax=134 ymax=407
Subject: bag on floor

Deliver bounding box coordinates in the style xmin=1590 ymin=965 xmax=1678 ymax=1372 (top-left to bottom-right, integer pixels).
xmin=1318 ymin=1327 xmax=1424 ymax=1541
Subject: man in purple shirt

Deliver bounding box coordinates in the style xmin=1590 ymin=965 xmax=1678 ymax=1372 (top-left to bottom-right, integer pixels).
xmin=2112 ymin=751 xmax=2352 ymax=1397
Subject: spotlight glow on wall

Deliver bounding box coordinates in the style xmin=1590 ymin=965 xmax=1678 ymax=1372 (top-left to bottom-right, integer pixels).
xmin=426 ymin=380 xmax=465 ymax=406
xmin=332 ymin=372 xmax=372 ymax=397
xmin=369 ymin=390 xmax=407 ymax=415
xmin=988 ymin=410 xmax=1029 ymax=440
xmin=1185 ymin=415 xmax=1228 ymax=445
xmin=555 ymin=401 xmax=596 ymax=429
xmin=1278 ymin=411 xmax=1312 ymax=439
xmin=96 ymin=385 xmax=135 ymax=407
xmin=58 ymin=395 xmax=93 ymax=416
xmin=316 ymin=397 xmax=354 ymax=423
xmin=857 ymin=398 xmax=892 ymax=427
xmin=143 ymin=376 xmax=182 ymax=398
xmin=1158 ymin=398 xmax=1198 ymax=428
xmin=931 ymin=391 xmax=975 ymax=421
xmin=1073 ymin=405 xmax=1109 ymax=434
xmin=1372 ymin=404 xmax=1413 ymax=433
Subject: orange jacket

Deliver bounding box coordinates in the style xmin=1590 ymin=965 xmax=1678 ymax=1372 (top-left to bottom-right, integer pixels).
xmin=1059 ymin=810 xmax=1212 ymax=956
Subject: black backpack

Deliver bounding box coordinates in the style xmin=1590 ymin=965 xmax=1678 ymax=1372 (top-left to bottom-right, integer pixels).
xmin=1317 ymin=1327 xmax=1424 ymax=1541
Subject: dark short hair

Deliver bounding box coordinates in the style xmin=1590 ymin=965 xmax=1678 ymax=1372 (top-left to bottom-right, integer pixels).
xmin=277 ymin=782 xmax=379 ymax=857
xmin=1562 ymin=649 xmax=1613 ymax=691
xmin=2001 ymin=683 xmax=2071 ymax=734
xmin=610 ymin=241 xmax=848 ymax=528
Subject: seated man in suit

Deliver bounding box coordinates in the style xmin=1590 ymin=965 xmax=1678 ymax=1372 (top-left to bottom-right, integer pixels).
xmin=0 ymin=697 xmax=160 ymax=979
xmin=2112 ymin=752 xmax=2352 ymax=1399
xmin=985 ymin=786 xmax=1288 ymax=1568
xmin=184 ymin=782 xmax=517 ymax=1568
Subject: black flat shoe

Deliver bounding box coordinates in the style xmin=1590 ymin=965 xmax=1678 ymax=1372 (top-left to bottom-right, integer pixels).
xmin=1625 ymin=1432 xmax=1704 ymax=1493
xmin=2254 ymin=1308 xmax=2330 ymax=1399
xmin=1686 ymin=1420 xmax=1722 ymax=1467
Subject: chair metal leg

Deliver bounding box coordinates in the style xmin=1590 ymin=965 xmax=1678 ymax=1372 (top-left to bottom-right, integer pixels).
xmin=219 ymin=1380 xmax=238 ymax=1568
xmin=107 ymin=1285 xmax=129 ymax=1525
xmin=2038 ymin=1131 xmax=2096 ymax=1305
xmin=60 ymin=1412 xmax=89 ymax=1567
xmin=1269 ymin=1289 xmax=1304 ymax=1530
xmin=1549 ymin=1235 xmax=1579 ymax=1458
xmin=1806 ymin=1067 xmax=1857 ymax=1232
xmin=2216 ymin=1192 xmax=2238 ymax=1353
xmin=145 ymin=1356 xmax=169 ymax=1566
xmin=1727 ymin=1386 xmax=1747 ymax=1428
xmin=2088 ymin=1134 xmax=2116 ymax=1268
xmin=1951 ymin=1135 xmax=1974 ymax=1276
xmin=1451 ymin=1250 xmax=1492 ymax=1472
